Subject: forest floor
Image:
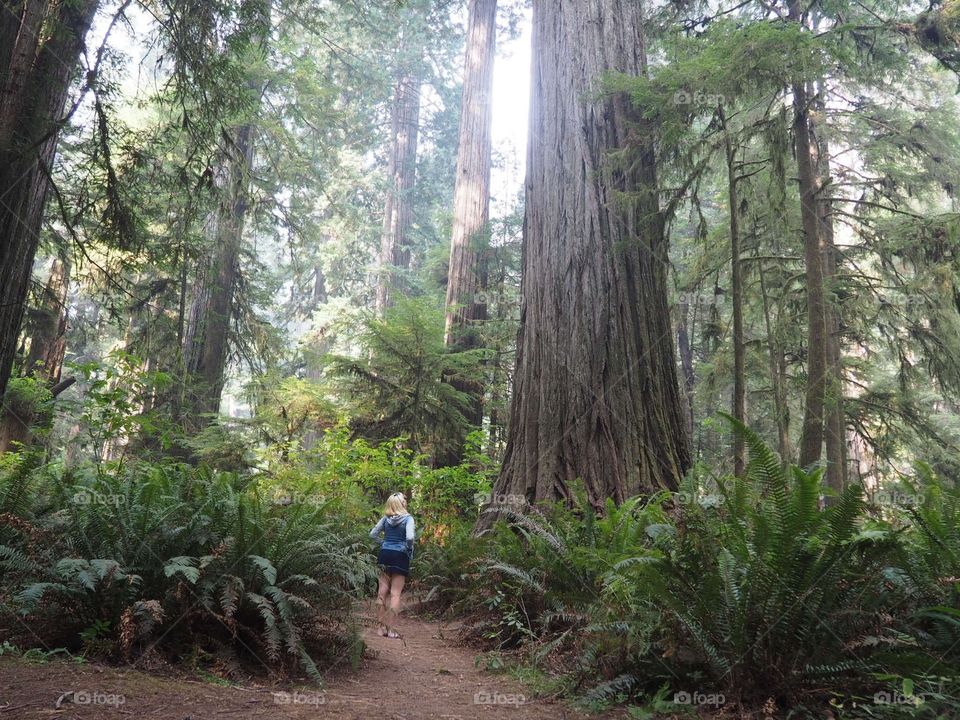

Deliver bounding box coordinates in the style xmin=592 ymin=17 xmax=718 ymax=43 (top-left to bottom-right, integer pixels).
xmin=0 ymin=605 xmax=624 ymax=719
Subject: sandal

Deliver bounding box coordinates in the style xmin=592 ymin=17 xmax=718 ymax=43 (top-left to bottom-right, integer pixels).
xmin=387 ymin=630 xmax=400 ymax=639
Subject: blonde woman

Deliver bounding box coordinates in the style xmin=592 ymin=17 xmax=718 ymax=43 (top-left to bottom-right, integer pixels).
xmin=369 ymin=492 xmax=415 ymax=638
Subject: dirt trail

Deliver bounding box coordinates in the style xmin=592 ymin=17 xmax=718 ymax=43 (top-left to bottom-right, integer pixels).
xmin=0 ymin=610 xmax=615 ymax=719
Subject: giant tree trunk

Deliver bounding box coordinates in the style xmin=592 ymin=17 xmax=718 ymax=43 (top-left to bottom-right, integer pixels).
xmin=794 ymin=81 xmax=828 ymax=470
xmin=181 ymin=0 xmax=268 ymax=427
xmin=478 ymin=0 xmax=690 ymax=527
xmin=25 ymin=257 xmax=70 ymax=381
xmin=0 ymin=0 xmax=100 ymax=403
xmin=376 ymin=70 xmax=421 ymax=314
xmin=758 ymin=260 xmax=791 ymax=461
xmin=676 ymin=298 xmax=696 ymax=441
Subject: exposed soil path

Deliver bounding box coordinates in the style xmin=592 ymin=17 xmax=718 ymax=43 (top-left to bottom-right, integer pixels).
xmin=0 ymin=609 xmax=621 ymax=719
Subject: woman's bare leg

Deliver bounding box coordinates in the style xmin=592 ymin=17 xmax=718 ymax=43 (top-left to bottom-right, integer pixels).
xmin=376 ymin=572 xmax=391 ymax=635
xmin=386 ymin=574 xmax=406 ymax=637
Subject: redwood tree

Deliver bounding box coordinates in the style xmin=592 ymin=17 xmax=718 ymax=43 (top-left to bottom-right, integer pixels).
xmin=0 ymin=257 xmax=73 ymax=454
xmin=375 ymin=69 xmax=421 ymax=314
xmin=480 ymin=0 xmax=690 ymax=522
xmin=442 ymin=0 xmax=497 ymax=451
xmin=444 ymin=0 xmax=496 ymax=354
xmin=183 ymin=123 xmax=256 ymax=424
xmin=181 ymin=0 xmax=268 ymax=426
xmin=0 ymin=0 xmax=100 ymax=402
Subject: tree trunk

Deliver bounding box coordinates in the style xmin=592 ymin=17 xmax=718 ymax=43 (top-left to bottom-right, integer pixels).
xmin=721 ymin=108 xmax=746 ymax=476
xmin=478 ymin=0 xmax=690 ymax=528
xmin=790 ymin=1 xmax=828 ymax=471
xmin=183 ymin=124 xmax=254 ymax=424
xmin=182 ymin=0 xmax=268 ymax=427
xmin=0 ymin=257 xmax=72 ymax=454
xmin=440 ymin=0 xmax=497 ymax=464
xmin=0 ymin=0 xmax=100 ymax=403
xmin=676 ymin=297 xmax=696 ymax=440
xmin=444 ymin=0 xmax=496 ymax=351
xmin=758 ymin=260 xmax=791 ymax=460
xmin=25 ymin=257 xmax=70 ymax=381
xmin=376 ymin=70 xmax=421 ymax=314
xmin=817 ymin=116 xmax=847 ymax=492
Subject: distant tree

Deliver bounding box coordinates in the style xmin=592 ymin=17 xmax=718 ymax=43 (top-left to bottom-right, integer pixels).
xmin=376 ymin=65 xmax=422 ymax=314
xmin=182 ymin=0 xmax=270 ymax=428
xmin=442 ymin=0 xmax=497 ymax=459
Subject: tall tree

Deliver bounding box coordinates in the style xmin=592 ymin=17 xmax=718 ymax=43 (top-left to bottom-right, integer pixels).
xmin=444 ymin=0 xmax=496 ymax=355
xmin=815 ymin=77 xmax=847 ymax=492
xmin=719 ymin=106 xmax=746 ymax=476
xmin=480 ymin=0 xmax=690 ymax=523
xmin=789 ymin=0 xmax=828 ymax=470
xmin=0 ymin=0 xmax=99 ymax=402
xmin=182 ymin=0 xmax=269 ymax=426
xmin=0 ymin=257 xmax=73 ymax=454
xmin=441 ymin=0 xmax=497 ymax=460
xmin=375 ymin=69 xmax=422 ymax=314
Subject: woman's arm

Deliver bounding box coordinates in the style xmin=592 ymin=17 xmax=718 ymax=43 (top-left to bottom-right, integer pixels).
xmin=405 ymin=516 xmax=415 ymax=549
xmin=369 ymin=517 xmax=385 ymax=540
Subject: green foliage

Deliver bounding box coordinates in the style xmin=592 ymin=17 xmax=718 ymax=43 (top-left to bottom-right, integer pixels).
xmin=1 ymin=377 xmax=54 ymax=430
xmin=424 ymin=420 xmax=960 ymax=715
xmin=329 ymin=298 xmax=487 ymax=460
xmin=0 ymin=458 xmax=374 ymax=680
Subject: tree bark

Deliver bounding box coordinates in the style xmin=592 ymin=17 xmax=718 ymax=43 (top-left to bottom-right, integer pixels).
xmin=444 ymin=0 xmax=496 ymax=352
xmin=0 ymin=257 xmax=71 ymax=454
xmin=676 ymin=297 xmax=696 ymax=440
xmin=721 ymin=107 xmax=746 ymax=476
xmin=181 ymin=0 xmax=268 ymax=427
xmin=478 ymin=0 xmax=690 ymax=528
xmin=183 ymin=123 xmax=255 ymax=424
xmin=790 ymin=1 xmax=828 ymax=471
xmin=0 ymin=0 xmax=100 ymax=402
xmin=758 ymin=260 xmax=791 ymax=460
xmin=376 ymin=70 xmax=421 ymax=314
xmin=25 ymin=257 xmax=70 ymax=381
xmin=440 ymin=0 xmax=497 ymax=464
xmin=816 ymin=110 xmax=847 ymax=492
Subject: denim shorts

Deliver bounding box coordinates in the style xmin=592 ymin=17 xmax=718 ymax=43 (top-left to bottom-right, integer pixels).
xmin=377 ymin=548 xmax=410 ymax=576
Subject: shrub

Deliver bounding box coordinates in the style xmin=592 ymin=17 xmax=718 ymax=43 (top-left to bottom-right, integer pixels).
xmin=424 ymin=418 xmax=960 ymax=716
xmin=0 ymin=459 xmax=375 ymax=681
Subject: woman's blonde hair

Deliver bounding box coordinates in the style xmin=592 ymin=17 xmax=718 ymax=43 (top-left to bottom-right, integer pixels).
xmin=384 ymin=492 xmax=408 ymax=517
